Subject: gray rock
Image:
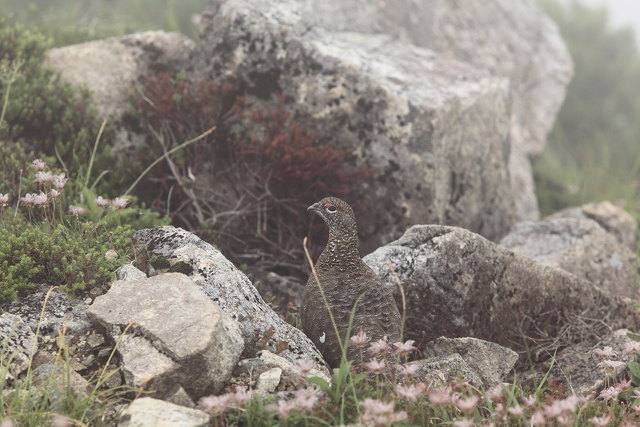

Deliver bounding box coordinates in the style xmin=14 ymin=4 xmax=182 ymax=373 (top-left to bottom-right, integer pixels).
xmin=116 ymin=264 xmax=147 ymax=281
xmin=133 ymin=226 xmax=331 ymax=376
xmin=526 ymin=329 xmax=638 ymax=396
xmin=197 ymin=0 xmax=516 ymax=249
xmin=0 ymin=313 xmax=36 ymax=377
xmin=163 ymin=384 xmax=196 ymax=408
xmin=118 ymin=397 xmax=210 ymax=427
xmin=423 ymin=337 xmax=518 ymax=386
xmin=363 ymin=225 xmax=633 ymax=360
xmin=406 ymin=354 xmax=483 ymax=388
xmin=118 ymin=335 xmax=180 ymax=396
xmin=548 ymin=201 xmax=638 ymax=250
xmin=500 ymin=218 xmax=638 ymax=298
xmin=33 ymin=362 xmax=90 ymax=399
xmin=296 ymin=0 xmax=574 ymax=221
xmin=44 ymin=31 xmax=196 ymax=121
xmin=2 ymin=286 xmax=90 ymax=335
xmin=256 ymin=367 xmax=282 ymax=393
xmin=87 ymin=272 xmax=243 ymax=398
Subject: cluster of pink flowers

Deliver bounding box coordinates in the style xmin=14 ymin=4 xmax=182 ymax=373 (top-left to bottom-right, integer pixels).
xmin=360 ymin=398 xmax=407 ymax=426
xmin=198 ymin=386 xmax=257 ymax=415
xmin=21 ymin=192 xmax=48 ymax=207
xmin=276 ymin=388 xmax=320 ymax=418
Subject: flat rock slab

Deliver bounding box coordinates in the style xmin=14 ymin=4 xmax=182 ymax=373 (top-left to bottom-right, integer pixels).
xmin=197 ymin=0 xmax=516 ymax=249
xmin=134 ymin=226 xmax=331 ymax=376
xmin=424 ymin=337 xmax=518 ymax=386
xmin=118 ymin=397 xmax=210 ymax=427
xmin=500 ymin=218 xmax=638 ymax=299
xmin=87 ymin=272 xmax=243 ymax=397
xmin=364 ymin=225 xmax=633 ymax=360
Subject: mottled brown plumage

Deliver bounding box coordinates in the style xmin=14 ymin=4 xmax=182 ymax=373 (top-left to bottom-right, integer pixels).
xmin=301 ymin=197 xmax=401 ymax=368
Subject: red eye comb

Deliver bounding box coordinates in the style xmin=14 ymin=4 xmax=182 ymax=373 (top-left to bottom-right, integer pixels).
xmin=323 ymin=202 xmax=334 ymax=207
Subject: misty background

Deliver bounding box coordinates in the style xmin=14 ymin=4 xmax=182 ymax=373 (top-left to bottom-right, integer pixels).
xmin=2 ymin=0 xmax=639 ymax=226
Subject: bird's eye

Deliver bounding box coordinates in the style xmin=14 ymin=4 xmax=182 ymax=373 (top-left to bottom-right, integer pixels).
xmin=326 ymin=205 xmax=337 ymax=213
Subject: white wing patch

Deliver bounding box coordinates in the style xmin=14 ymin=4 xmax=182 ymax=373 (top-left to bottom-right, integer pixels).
xmin=319 ymin=332 xmax=326 ymax=343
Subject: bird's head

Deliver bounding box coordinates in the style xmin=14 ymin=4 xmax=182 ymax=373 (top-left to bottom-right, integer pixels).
xmin=307 ymin=197 xmax=358 ymax=238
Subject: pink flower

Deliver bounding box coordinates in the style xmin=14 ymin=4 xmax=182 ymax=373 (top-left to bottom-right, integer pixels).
xmin=486 ymin=384 xmax=503 ymax=402
xmin=530 ymin=410 xmax=546 ymax=426
xmin=68 ymin=205 xmax=88 ymax=216
xmin=393 ymin=339 xmax=417 ymax=355
xmin=277 ymin=399 xmax=297 ymax=418
xmin=295 ymin=359 xmax=315 ymax=375
xmin=522 ymin=394 xmax=537 ymax=408
xmin=350 ymin=328 xmax=371 ymax=348
xmin=35 ymin=171 xmax=54 ymax=185
xmin=452 ymin=419 xmax=474 ymax=427
xmin=623 ymin=341 xmax=640 ymax=355
xmin=397 ymin=362 xmax=420 ymax=377
xmin=198 ymin=394 xmax=232 ymax=414
xmin=33 ymin=191 xmax=47 ymax=206
xmin=598 ymin=360 xmax=626 ymax=370
xmin=292 ymin=388 xmax=319 ymax=411
xmin=21 ymin=193 xmax=37 ymax=207
xmin=598 ymin=386 xmax=621 ymax=402
xmin=591 ymin=346 xmax=617 ymax=358
xmin=368 ymin=337 xmax=389 ymax=356
xmin=588 ymin=415 xmax=612 ymax=427
xmin=231 ymin=387 xmax=255 ymax=405
xmin=31 ymin=159 xmax=46 ymax=171
xmin=360 ymin=399 xmax=407 ymax=427
xmin=0 ymin=193 xmax=8 ymax=207
xmin=427 ymin=386 xmax=453 ymax=406
xmin=455 ymin=395 xmax=479 ymax=413
xmin=395 ymin=383 xmax=427 ymax=401
xmin=112 ymin=197 xmax=130 ymax=210
xmin=52 ymin=173 xmax=68 ymax=189
xmin=49 ymin=189 xmax=60 ymax=200
xmin=544 ymin=394 xmax=580 ymax=418
xmin=507 ymin=404 xmax=524 ymax=417
xmin=95 ymin=196 xmax=110 ymax=208
xmin=363 ymin=358 xmax=386 ymax=373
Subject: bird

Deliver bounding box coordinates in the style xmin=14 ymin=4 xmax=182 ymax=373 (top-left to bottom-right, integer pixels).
xmin=300 ymin=196 xmax=401 ymax=368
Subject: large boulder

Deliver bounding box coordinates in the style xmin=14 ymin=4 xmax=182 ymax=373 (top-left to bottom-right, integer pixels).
xmin=0 ymin=313 xmax=36 ymax=378
xmin=363 ymin=225 xmax=633 ymax=360
xmin=44 ymin=31 xmax=196 ymax=121
xmin=548 ymin=201 xmax=638 ymax=251
xmin=87 ymin=272 xmax=243 ymax=398
xmin=133 ymin=226 xmax=330 ymax=376
xmin=500 ymin=218 xmax=638 ymax=299
xmin=196 ymin=0 xmax=516 ymax=250
xmin=297 ymin=0 xmax=574 ymax=221
xmin=118 ymin=397 xmax=210 ymax=427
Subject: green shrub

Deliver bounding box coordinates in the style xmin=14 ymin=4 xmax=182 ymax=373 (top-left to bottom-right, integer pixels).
xmin=0 ymin=218 xmax=134 ymax=303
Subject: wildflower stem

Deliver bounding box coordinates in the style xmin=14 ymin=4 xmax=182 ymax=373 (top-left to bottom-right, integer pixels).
xmin=123 ymin=125 xmax=216 ymax=196
xmin=84 ymin=119 xmax=107 ymax=190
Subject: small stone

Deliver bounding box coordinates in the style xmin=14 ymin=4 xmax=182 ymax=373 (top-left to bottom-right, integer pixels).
xmin=87 ymin=332 xmax=106 ymax=348
xmin=256 ymin=367 xmax=282 ymax=393
xmin=163 ymin=384 xmax=196 ymax=408
xmin=118 ymin=397 xmax=209 ymax=427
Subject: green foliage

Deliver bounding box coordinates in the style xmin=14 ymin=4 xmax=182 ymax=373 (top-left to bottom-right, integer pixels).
xmin=0 ymin=20 xmax=129 ymax=198
xmin=535 ymin=0 xmax=640 ymax=217
xmin=0 ymin=0 xmax=208 ymax=47
xmin=0 ymin=218 xmax=134 ymax=303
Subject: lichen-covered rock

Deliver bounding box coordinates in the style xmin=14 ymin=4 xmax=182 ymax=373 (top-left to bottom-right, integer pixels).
xmin=525 ymin=329 xmax=638 ymax=396
xmin=196 ymin=0 xmax=516 ymax=249
xmin=423 ymin=337 xmax=518 ymax=386
xmin=118 ymin=397 xmax=210 ymax=427
xmin=44 ymin=31 xmax=196 ymax=120
xmin=134 ymin=226 xmax=330 ymax=376
xmin=0 ymin=313 xmax=36 ymax=377
xmin=405 ymin=354 xmax=483 ymax=388
xmin=87 ymin=272 xmax=243 ymax=398
xmin=2 ymin=286 xmax=90 ymax=335
xmin=297 ymin=0 xmax=574 ymax=221
xmin=500 ymin=218 xmax=638 ymax=298
xmin=548 ymin=201 xmax=638 ymax=250
xmin=364 ymin=225 xmax=633 ymax=360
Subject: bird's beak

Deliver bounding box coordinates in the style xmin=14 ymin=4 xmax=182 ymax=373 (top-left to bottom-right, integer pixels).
xmin=307 ymin=202 xmax=322 ymax=216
